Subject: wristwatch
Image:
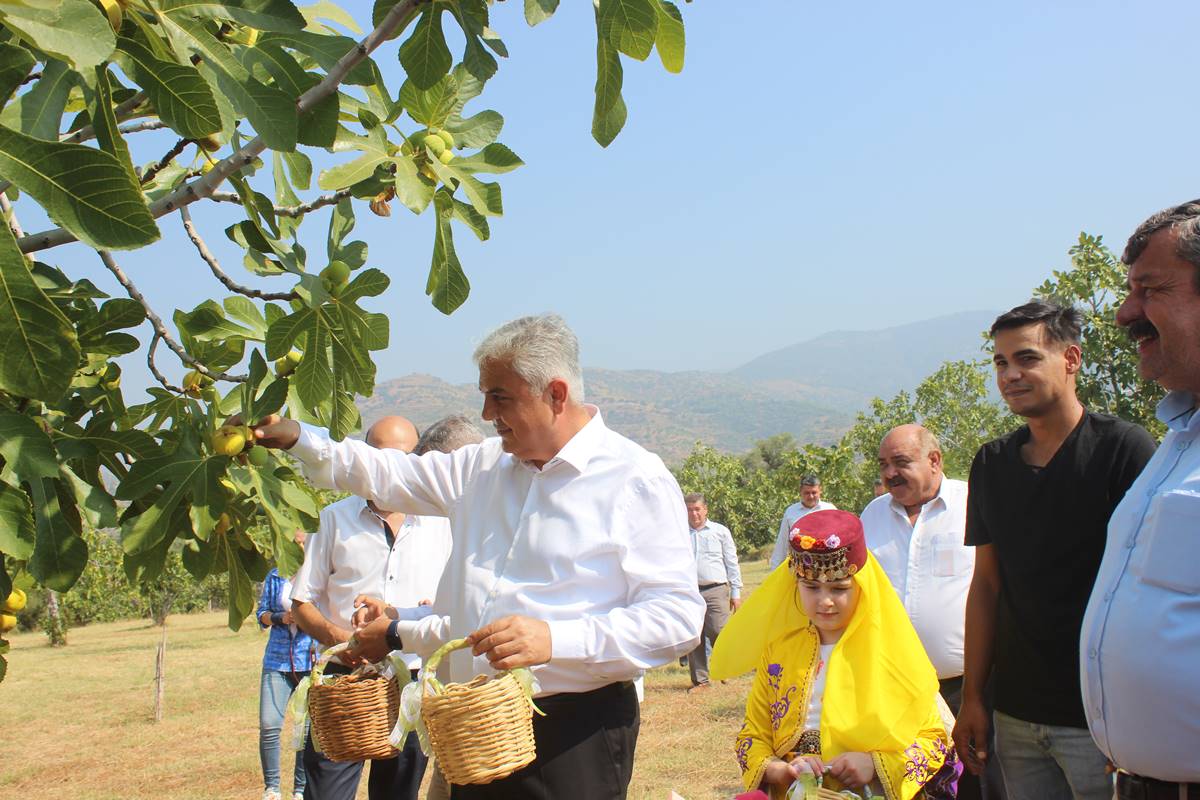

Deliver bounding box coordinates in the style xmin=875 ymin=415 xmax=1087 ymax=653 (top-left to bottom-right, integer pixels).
xmin=386 ymin=619 xmax=403 ymax=652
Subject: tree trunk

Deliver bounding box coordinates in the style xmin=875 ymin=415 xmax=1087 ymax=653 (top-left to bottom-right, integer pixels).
xmin=44 ymin=590 xmax=66 ymax=647
xmin=153 ymin=624 xmax=166 ymax=722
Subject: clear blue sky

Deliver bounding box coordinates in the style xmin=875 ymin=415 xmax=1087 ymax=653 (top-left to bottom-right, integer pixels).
xmin=31 ymin=0 xmax=1200 ymax=392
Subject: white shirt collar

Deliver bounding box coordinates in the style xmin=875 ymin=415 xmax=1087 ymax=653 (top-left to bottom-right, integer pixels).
xmin=522 ymin=404 xmax=606 ymax=473
xmin=888 ymin=475 xmax=947 ymax=518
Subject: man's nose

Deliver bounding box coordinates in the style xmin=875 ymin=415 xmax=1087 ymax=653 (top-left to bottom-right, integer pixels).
xmin=1115 ymin=291 xmax=1138 ymax=328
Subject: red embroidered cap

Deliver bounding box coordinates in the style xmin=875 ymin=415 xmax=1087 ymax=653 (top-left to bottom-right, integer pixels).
xmin=787 ymin=509 xmax=868 ymax=582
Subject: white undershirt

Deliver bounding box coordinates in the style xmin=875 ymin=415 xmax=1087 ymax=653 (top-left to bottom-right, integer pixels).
xmin=805 ymin=644 xmax=835 ymax=731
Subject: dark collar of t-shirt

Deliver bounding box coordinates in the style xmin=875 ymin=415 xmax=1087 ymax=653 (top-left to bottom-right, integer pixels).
xmin=1003 ymin=408 xmax=1089 ymax=479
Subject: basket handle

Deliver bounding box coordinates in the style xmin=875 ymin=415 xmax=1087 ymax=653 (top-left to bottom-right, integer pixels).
xmin=422 ymin=636 xmax=470 ymax=677
xmin=311 ymin=641 xmax=349 ymax=683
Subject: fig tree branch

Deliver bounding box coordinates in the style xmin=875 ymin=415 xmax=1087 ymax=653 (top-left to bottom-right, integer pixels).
xmin=146 ymin=333 xmax=184 ymax=394
xmin=180 ymin=206 xmax=298 ymax=301
xmin=140 ymin=138 xmax=189 ymax=185
xmin=18 ymin=1 xmax=425 ymax=254
xmin=208 ymin=188 xmax=353 ymax=218
xmin=97 ymin=250 xmax=247 ymax=382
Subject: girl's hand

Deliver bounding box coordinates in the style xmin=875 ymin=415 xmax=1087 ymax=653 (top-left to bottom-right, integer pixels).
xmin=827 ymin=752 xmax=875 ymax=788
xmin=788 ymin=754 xmax=825 ymax=777
xmin=761 ymin=759 xmax=799 ymax=788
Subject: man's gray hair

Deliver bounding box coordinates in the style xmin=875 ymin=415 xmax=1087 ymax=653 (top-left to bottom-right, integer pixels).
xmin=1123 ymin=199 xmax=1200 ymax=290
xmin=414 ymin=414 xmax=485 ymax=455
xmin=684 ymin=492 xmax=706 ymax=505
xmin=472 ymin=313 xmax=585 ymax=402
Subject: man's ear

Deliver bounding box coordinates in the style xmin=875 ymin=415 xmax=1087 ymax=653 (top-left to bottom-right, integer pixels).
xmin=1064 ymin=343 xmax=1083 ymax=375
xmin=929 ymin=448 xmax=943 ymax=472
xmin=546 ymin=378 xmax=569 ymax=413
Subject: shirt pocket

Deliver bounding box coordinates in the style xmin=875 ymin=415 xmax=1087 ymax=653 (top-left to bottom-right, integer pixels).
xmin=1134 ymin=490 xmax=1200 ymax=595
xmin=932 ymin=533 xmax=973 ymax=577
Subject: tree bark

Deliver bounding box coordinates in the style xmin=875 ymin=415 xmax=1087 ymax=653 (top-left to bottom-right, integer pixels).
xmin=154 ymin=625 xmax=167 ymax=723
xmin=44 ymin=590 xmax=66 ymax=647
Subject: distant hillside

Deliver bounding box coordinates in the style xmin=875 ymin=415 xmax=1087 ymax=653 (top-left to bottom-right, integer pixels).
xmin=359 ymin=370 xmax=852 ymax=465
xmin=359 ymin=311 xmax=1002 ymax=464
xmin=731 ymin=310 xmax=998 ymax=406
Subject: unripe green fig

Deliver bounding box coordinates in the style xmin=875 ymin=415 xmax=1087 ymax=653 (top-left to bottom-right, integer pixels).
xmin=436 ymin=130 xmax=455 ymax=150
xmin=320 ymin=261 xmax=351 ymax=295
xmin=247 ymin=446 xmax=269 ymax=467
xmin=422 ymin=135 xmax=446 ymax=157
xmin=438 ymin=150 xmax=455 ymax=165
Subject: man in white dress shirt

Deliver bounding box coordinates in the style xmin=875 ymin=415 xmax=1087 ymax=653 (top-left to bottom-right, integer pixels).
xmin=1081 ymin=199 xmax=1200 ymax=798
xmin=291 ymin=415 xmax=446 ymax=800
xmin=250 ymin=314 xmax=703 ymax=800
xmin=862 ymin=424 xmax=1003 ymax=800
xmin=683 ymin=493 xmax=742 ymax=693
xmin=768 ymin=475 xmax=836 ymax=569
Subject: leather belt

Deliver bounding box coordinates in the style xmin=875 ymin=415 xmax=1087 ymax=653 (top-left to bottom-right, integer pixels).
xmin=1117 ymin=771 xmax=1200 ymax=800
xmin=698 ymin=582 xmax=726 ymax=591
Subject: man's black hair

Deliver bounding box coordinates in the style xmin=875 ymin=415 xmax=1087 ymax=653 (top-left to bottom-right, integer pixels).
xmin=990 ymin=301 xmax=1082 ymax=346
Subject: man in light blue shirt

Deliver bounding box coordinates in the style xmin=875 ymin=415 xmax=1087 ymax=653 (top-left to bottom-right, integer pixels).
xmin=1081 ymin=198 xmax=1200 ymax=797
xmin=685 ymin=492 xmax=742 ymax=693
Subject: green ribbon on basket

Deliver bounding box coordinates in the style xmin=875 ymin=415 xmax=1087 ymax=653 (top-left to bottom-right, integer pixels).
xmin=392 ymin=637 xmax=545 ymax=757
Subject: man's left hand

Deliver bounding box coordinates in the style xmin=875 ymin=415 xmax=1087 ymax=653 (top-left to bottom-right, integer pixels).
xmin=343 ymin=616 xmax=392 ymax=663
xmin=730 ymin=597 xmax=743 ymax=612
xmin=467 ymin=615 xmax=552 ymax=670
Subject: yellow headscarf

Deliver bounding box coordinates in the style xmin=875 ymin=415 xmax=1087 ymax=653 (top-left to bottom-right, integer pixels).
xmin=711 ymin=553 xmax=938 ymax=755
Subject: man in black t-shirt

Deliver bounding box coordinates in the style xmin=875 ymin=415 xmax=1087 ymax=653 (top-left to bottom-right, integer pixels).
xmin=952 ymin=302 xmax=1156 ymax=800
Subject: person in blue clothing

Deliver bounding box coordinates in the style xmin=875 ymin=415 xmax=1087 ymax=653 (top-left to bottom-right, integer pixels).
xmin=257 ymin=531 xmax=317 ymax=800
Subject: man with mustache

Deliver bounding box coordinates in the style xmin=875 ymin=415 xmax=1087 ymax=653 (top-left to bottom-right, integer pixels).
xmin=248 ymin=313 xmax=703 ymax=800
xmin=952 ymin=302 xmax=1155 ymax=800
xmin=863 ymin=424 xmax=1004 ymax=800
xmin=1081 ymin=199 xmax=1200 ymax=798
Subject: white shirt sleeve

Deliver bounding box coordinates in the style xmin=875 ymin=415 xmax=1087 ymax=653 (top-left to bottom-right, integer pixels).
xmin=289 ymin=423 xmax=471 ymax=517
xmin=721 ymin=524 xmax=743 ymax=598
xmin=394 ymin=607 xmax=453 ymax=660
xmin=545 ymin=473 xmax=703 ymax=678
xmin=769 ymin=513 xmax=791 ymax=570
xmin=290 ymin=522 xmax=329 ymax=608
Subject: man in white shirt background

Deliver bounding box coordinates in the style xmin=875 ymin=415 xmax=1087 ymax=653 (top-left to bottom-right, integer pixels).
xmin=250 ymin=313 xmax=703 ymax=800
xmin=1081 ymin=199 xmax=1200 ymax=798
xmin=862 ymin=424 xmax=1004 ymax=800
xmin=344 ymin=413 xmax=485 ymax=800
xmin=683 ymin=492 xmax=742 ymax=694
xmin=291 ymin=415 xmax=447 ymax=800
xmin=768 ymin=475 xmax=836 ymax=569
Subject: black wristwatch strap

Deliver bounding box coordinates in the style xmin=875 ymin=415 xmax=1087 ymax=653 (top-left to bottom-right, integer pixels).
xmin=386 ymin=619 xmax=403 ymax=651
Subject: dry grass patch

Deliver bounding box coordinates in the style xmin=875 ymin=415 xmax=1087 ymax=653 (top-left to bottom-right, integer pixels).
xmin=1 ymin=558 xmax=772 ymax=800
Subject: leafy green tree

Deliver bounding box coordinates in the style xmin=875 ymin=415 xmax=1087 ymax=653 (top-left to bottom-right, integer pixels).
xmin=676 ymin=443 xmax=783 ymax=553
xmin=0 ymin=0 xmax=691 ymax=679
xmin=1034 ymin=232 xmax=1164 ymax=437
xmin=914 ymin=360 xmax=1017 ymax=478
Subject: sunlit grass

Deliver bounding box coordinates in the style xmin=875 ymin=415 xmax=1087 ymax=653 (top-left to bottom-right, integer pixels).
xmin=1 ymin=558 xmax=772 ymax=800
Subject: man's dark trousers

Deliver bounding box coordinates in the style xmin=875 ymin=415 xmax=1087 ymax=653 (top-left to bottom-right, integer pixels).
xmin=303 ymin=665 xmax=427 ymax=800
xmin=450 ymin=681 xmax=640 ymax=800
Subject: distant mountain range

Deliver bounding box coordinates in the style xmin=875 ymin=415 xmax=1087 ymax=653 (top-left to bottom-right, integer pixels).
xmin=360 ymin=310 xmax=1000 ymax=464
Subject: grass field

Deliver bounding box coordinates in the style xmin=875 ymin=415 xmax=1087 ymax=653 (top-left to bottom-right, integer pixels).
xmin=1 ymin=558 xmax=772 ymax=800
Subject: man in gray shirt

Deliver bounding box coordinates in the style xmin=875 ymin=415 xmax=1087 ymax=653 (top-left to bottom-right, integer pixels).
xmin=684 ymin=492 xmax=742 ymax=694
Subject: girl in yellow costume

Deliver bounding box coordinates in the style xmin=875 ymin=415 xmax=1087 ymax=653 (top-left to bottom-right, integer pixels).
xmin=712 ymin=510 xmax=960 ymax=799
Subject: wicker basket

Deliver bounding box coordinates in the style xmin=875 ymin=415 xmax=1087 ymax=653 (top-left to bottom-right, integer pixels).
xmin=308 ymin=642 xmax=401 ymax=762
xmin=420 ymin=638 xmax=537 ymax=785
